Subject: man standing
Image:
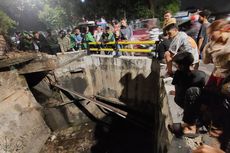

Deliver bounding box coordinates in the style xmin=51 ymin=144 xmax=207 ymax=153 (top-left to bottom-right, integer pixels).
xmin=33 ymin=31 xmax=49 ymax=52
xmin=94 ymin=26 xmax=103 ymax=54
xmin=74 ymin=28 xmax=83 ymax=50
xmin=120 ymin=18 xmax=133 ymax=55
xmin=83 ymin=27 xmax=95 ymax=54
xmin=163 ymin=10 xmax=176 ymax=30
xmin=46 ymin=29 xmax=60 ymax=55
xmin=120 ymin=18 xmax=133 ymax=41
xmin=164 ymin=24 xmax=199 ymax=76
xmin=94 ymin=26 xmax=103 ymax=42
xmin=157 ymin=11 xmax=176 ymax=62
xmin=185 ymin=15 xmax=201 ymax=41
xmin=197 ymin=10 xmax=211 ymax=57
xmin=101 ymin=26 xmax=115 ymax=55
xmin=57 ymin=30 xmax=70 ymax=54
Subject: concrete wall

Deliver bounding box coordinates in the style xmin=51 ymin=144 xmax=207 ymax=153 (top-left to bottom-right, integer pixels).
xmin=0 ymin=70 xmax=50 ymax=153
xmin=53 ymin=54 xmax=172 ymax=153
xmin=86 ymin=55 xmax=160 ymax=116
xmin=54 ymin=55 xmax=160 ymax=117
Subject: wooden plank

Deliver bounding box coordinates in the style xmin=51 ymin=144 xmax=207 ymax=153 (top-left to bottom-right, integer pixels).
xmin=95 ymin=95 xmax=126 ymax=106
xmin=53 ymin=84 xmax=128 ymax=118
xmin=53 ymin=84 xmax=153 ymax=132
xmin=0 ymin=55 xmax=36 ymax=69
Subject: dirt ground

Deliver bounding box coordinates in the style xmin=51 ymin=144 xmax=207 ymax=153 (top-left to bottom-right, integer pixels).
xmin=40 ymin=122 xmax=96 ymax=153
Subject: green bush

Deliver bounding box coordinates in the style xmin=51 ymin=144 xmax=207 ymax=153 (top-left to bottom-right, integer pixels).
xmin=0 ymin=10 xmax=16 ymax=34
xmin=38 ymin=4 xmax=67 ymax=29
xmin=156 ymin=0 xmax=180 ymax=22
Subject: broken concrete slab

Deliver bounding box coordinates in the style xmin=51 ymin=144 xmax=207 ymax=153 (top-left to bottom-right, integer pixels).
xmin=0 ymin=70 xmax=50 ymax=153
xmin=0 ymin=52 xmax=36 ymax=69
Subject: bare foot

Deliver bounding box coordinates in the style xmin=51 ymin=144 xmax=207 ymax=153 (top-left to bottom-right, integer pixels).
xmin=183 ymin=124 xmax=197 ymax=134
xmin=209 ymin=129 xmax=223 ymax=138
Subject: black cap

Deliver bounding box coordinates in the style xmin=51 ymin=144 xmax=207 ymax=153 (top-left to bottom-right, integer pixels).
xmin=199 ymin=10 xmax=211 ymax=18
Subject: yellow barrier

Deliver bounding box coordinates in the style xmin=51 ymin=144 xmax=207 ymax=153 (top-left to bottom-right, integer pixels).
xmin=90 ymin=48 xmax=151 ymax=53
xmin=88 ymin=40 xmax=156 ymax=53
xmin=88 ymin=40 xmax=155 ymax=45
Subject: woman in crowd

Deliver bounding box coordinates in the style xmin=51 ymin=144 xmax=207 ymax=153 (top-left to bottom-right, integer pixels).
xmin=192 ymin=18 xmax=230 ymax=153
xmin=203 ymin=19 xmax=230 ymax=91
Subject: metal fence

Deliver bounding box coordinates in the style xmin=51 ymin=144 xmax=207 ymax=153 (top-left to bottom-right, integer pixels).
xmin=87 ymin=40 xmax=156 ymax=53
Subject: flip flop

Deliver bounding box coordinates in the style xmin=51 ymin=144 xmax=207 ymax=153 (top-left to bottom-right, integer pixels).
xmin=184 ymin=134 xmax=202 ymax=150
xmin=183 ymin=133 xmax=200 ymax=138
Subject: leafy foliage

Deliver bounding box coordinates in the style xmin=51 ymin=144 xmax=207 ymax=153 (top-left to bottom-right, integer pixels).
xmin=0 ymin=10 xmax=16 ymax=34
xmin=38 ymin=4 xmax=67 ymax=29
xmin=0 ymin=0 xmax=180 ymax=30
xmin=0 ymin=0 xmax=45 ymax=30
xmin=38 ymin=0 xmax=180 ymax=28
xmin=155 ymin=0 xmax=180 ymax=21
xmin=134 ymin=1 xmax=153 ymax=19
xmin=165 ymin=0 xmax=180 ymax=15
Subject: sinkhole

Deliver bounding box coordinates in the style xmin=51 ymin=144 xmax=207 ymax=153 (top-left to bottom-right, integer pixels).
xmin=25 ymin=55 xmax=170 ymax=153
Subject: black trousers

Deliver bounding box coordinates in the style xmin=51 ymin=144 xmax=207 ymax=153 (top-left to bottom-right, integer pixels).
xmin=156 ymin=38 xmax=171 ymax=60
xmin=183 ymin=87 xmax=229 ymax=128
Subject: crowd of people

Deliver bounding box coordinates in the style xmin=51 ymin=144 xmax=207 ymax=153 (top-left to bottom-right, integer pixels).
xmin=13 ymin=18 xmax=133 ymax=56
xmin=160 ymin=10 xmax=230 ymax=153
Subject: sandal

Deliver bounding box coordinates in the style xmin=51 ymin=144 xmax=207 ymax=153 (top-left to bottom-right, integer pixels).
xmin=184 ymin=134 xmax=202 ymax=150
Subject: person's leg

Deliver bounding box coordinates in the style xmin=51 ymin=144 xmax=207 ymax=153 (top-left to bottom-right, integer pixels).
xmin=183 ymin=87 xmax=202 ymax=134
xmin=157 ymin=41 xmax=166 ymax=61
xmin=115 ymin=44 xmax=121 ymax=56
xmin=194 ymin=62 xmax=199 ymax=70
xmin=164 ymin=51 xmax=173 ymax=75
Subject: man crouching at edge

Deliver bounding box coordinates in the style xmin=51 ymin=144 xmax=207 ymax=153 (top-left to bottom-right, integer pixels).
xmin=164 ymin=24 xmax=199 ymax=77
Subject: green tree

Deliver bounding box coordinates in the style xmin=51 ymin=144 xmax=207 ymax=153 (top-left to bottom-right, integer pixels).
xmin=0 ymin=0 xmax=180 ymax=30
xmin=134 ymin=1 xmax=153 ymax=19
xmin=155 ymin=0 xmax=180 ymax=21
xmin=38 ymin=4 xmax=67 ymax=29
xmin=0 ymin=10 xmax=16 ymax=34
xmin=0 ymin=0 xmax=45 ymax=30
xmin=164 ymin=0 xmax=180 ymax=15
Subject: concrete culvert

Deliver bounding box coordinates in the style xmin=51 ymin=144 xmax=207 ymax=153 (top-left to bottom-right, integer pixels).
xmin=0 ymin=52 xmax=172 ymax=153
xmin=37 ymin=55 xmax=171 ymax=153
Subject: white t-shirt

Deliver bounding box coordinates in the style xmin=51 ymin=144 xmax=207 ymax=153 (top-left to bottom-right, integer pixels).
xmin=169 ymin=32 xmax=199 ymax=64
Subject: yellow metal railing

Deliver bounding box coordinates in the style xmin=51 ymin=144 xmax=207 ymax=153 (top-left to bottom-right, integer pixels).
xmin=88 ymin=40 xmax=156 ymax=53
xmin=88 ymin=40 xmax=155 ymax=45
xmin=90 ymin=48 xmax=152 ymax=53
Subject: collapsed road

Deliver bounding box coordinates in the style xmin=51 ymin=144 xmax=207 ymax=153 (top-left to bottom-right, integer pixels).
xmin=0 ymin=51 xmax=171 ymax=153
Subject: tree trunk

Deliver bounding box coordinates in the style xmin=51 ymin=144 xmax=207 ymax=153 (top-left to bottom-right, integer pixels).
xmin=148 ymin=0 xmax=155 ymax=17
